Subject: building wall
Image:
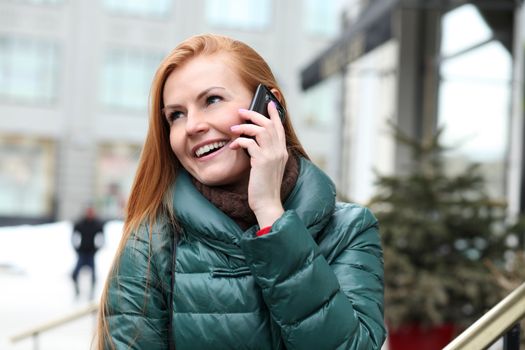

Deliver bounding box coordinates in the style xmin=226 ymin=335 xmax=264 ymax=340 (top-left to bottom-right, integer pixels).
xmin=332 ymin=1 xmax=518 ymax=208
xmin=342 ymin=40 xmax=397 ymax=204
xmin=0 ymin=0 xmax=343 ymax=223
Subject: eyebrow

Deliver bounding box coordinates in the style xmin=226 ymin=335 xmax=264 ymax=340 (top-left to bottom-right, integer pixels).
xmin=164 ymin=86 xmax=226 ymax=109
xmin=197 ymin=86 xmax=225 ymax=100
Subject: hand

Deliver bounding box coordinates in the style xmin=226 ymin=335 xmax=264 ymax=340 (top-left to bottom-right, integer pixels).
xmin=229 ymin=101 xmax=288 ymax=228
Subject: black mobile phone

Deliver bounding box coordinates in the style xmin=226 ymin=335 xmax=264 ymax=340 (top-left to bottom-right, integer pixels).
xmin=248 ymin=84 xmax=285 ymax=122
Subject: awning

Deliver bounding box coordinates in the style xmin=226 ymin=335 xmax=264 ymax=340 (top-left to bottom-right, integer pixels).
xmin=300 ymin=0 xmax=520 ymax=91
xmin=300 ymin=0 xmax=398 ymax=91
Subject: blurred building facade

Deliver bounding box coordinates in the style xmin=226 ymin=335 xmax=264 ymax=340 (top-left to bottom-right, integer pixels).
xmin=302 ymin=0 xmax=525 ymax=217
xmin=0 ymin=0 xmax=345 ymax=225
xmin=3 ymin=0 xmax=524 ymax=227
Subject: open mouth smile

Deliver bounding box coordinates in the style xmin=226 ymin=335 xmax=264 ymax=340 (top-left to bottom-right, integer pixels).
xmin=194 ymin=141 xmax=228 ymax=158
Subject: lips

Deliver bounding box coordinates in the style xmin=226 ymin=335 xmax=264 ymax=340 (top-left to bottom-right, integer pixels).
xmin=194 ymin=141 xmax=228 ymax=158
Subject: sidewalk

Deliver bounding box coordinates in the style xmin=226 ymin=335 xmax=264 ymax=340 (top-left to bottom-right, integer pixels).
xmin=0 ymin=221 xmax=121 ymax=350
xmin=6 ymin=220 xmax=502 ymax=350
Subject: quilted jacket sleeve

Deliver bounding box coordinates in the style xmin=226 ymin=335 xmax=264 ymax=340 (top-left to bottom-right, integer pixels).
xmin=240 ymin=205 xmax=386 ymax=350
xmin=103 ymin=224 xmax=172 ymax=350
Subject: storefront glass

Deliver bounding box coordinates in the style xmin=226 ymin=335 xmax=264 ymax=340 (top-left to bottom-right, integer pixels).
xmin=0 ymin=136 xmax=55 ymax=218
xmin=438 ymin=4 xmax=512 ymax=199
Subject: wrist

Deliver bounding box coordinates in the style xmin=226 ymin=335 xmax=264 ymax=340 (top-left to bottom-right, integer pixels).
xmin=253 ymin=205 xmax=284 ymax=228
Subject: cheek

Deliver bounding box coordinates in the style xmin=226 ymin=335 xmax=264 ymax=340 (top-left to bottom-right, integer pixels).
xmin=169 ymin=127 xmax=186 ymax=158
xmin=220 ymin=105 xmax=243 ymax=123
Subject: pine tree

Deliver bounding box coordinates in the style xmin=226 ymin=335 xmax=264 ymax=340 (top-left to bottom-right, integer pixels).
xmin=369 ymin=126 xmax=507 ymax=329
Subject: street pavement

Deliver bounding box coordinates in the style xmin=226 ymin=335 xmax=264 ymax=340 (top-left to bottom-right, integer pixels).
xmin=0 ymin=220 xmax=121 ymax=350
xmin=0 ymin=221 xmax=503 ymax=350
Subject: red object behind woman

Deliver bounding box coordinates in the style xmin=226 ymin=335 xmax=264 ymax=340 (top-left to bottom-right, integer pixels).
xmin=388 ymin=324 xmax=456 ymax=350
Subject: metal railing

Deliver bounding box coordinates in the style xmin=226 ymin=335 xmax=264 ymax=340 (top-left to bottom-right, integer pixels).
xmin=9 ymin=301 xmax=99 ymax=350
xmin=444 ymin=282 xmax=525 ymax=350
xmin=9 ymin=283 xmax=525 ymax=350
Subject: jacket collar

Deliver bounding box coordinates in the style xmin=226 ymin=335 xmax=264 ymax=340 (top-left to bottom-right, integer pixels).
xmin=283 ymin=157 xmax=336 ymax=239
xmin=172 ymin=158 xmax=336 ymax=253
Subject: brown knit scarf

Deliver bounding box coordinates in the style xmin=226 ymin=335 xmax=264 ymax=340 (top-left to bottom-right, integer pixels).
xmin=192 ymin=156 xmax=299 ymax=230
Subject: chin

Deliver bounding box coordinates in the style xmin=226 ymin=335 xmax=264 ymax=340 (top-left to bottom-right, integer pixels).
xmin=187 ymin=159 xmax=249 ymax=186
xmin=192 ymin=168 xmax=249 ymax=188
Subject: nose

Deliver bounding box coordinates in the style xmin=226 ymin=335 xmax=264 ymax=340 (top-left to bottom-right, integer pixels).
xmin=185 ymin=109 xmax=209 ymax=135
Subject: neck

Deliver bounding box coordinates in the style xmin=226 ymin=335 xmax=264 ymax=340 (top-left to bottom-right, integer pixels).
xmin=191 ymin=155 xmax=299 ymax=230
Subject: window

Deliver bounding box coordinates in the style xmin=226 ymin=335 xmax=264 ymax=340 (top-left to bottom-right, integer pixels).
xmin=304 ymin=0 xmax=344 ymax=37
xmin=341 ymin=40 xmax=398 ymax=203
xmin=301 ymin=75 xmax=340 ymax=127
xmin=100 ymin=48 xmax=164 ymax=111
xmin=438 ymin=4 xmax=512 ymax=199
xmin=205 ymin=0 xmax=271 ymax=30
xmin=0 ymin=37 xmax=59 ymax=104
xmin=102 ymin=0 xmax=171 ymax=18
xmin=9 ymin=0 xmax=63 ymax=4
xmin=96 ymin=143 xmax=140 ymax=219
xmin=440 ymin=4 xmax=492 ymax=58
xmin=0 ymin=136 xmax=55 ymax=218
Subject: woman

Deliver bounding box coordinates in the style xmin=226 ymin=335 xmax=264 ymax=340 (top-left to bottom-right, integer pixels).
xmin=97 ymin=33 xmax=386 ymax=349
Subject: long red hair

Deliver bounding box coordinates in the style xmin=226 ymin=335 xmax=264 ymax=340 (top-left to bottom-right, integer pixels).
xmin=96 ymin=33 xmax=309 ymax=349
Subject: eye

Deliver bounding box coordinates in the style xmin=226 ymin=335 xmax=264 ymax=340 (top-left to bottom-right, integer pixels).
xmin=163 ymin=108 xmax=185 ymax=124
xmin=205 ymin=95 xmax=222 ymax=106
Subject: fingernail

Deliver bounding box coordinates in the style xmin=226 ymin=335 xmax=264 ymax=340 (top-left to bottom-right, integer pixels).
xmin=238 ymin=108 xmax=249 ymax=113
xmin=230 ymin=125 xmax=240 ymax=131
xmin=269 ymin=101 xmax=276 ymax=108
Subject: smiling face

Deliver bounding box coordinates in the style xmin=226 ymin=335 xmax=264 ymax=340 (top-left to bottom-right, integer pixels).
xmin=162 ymin=53 xmax=253 ymax=188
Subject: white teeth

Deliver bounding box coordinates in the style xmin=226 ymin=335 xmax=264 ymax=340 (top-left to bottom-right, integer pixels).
xmin=195 ymin=141 xmax=227 ymax=157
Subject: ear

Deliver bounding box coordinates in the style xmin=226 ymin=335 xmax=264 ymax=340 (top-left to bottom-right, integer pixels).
xmin=270 ymin=88 xmax=283 ymax=104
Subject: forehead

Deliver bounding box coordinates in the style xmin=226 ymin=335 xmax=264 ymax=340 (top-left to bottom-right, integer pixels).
xmin=164 ymin=54 xmax=241 ymax=91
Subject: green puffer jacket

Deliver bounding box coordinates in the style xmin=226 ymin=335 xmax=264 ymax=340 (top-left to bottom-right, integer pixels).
xmin=105 ymin=158 xmax=386 ymax=349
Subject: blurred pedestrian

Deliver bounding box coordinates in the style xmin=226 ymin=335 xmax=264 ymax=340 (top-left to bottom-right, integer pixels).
xmin=71 ymin=205 xmax=104 ymax=300
xmin=97 ymin=34 xmax=386 ymax=349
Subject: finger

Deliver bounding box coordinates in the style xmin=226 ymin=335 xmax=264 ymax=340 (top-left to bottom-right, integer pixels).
xmin=229 ymin=137 xmax=260 ymax=156
xmin=267 ymin=101 xmax=281 ymax=123
xmin=230 ymin=124 xmax=264 ymax=137
xmin=238 ymin=108 xmax=273 ymax=126
xmin=267 ymin=101 xmax=286 ymax=142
